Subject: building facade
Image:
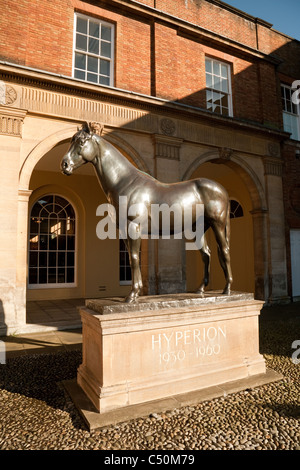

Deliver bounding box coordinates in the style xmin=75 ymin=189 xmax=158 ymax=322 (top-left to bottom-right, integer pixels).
xmin=0 ymin=0 xmax=299 ymax=334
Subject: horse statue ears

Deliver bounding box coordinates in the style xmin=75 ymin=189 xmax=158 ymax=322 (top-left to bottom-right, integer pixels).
xmin=77 ymin=122 xmax=104 ymax=136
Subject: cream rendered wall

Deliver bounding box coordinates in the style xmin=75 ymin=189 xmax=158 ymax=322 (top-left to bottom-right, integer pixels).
xmin=186 ymin=162 xmax=255 ymax=294
xmin=0 ymin=134 xmax=23 ymax=333
xmin=28 ymin=168 xmax=132 ymax=301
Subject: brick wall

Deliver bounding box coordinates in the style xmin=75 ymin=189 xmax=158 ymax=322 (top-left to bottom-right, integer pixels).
xmin=0 ymin=0 xmax=74 ymax=75
xmin=1 ymin=0 xmax=299 ymax=128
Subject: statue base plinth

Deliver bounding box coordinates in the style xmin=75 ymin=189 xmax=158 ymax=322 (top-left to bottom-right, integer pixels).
xmin=68 ymin=292 xmax=280 ymax=429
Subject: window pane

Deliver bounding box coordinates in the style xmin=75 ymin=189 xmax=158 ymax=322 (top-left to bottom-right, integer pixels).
xmin=126 ymin=267 xmax=131 ymax=281
xmin=206 ymin=73 xmax=212 ymax=88
xmin=40 ymin=219 xmax=49 ymax=233
xmin=38 ymin=196 xmax=52 ymax=206
xmin=221 ymin=107 xmax=229 ymax=117
xmin=213 ymin=61 xmax=220 ymax=76
xmin=74 ymin=69 xmax=85 ymax=80
xmin=120 ymin=266 xmax=125 ymax=281
xmin=101 ymin=41 xmax=111 ymax=58
xmin=49 ymin=236 xmax=58 ymax=251
xmin=30 ymin=235 xmax=39 ymax=251
xmin=58 ymin=268 xmax=66 ymax=283
xmin=48 ymin=252 xmax=56 ymax=267
xmin=76 ymin=34 xmax=87 ymax=51
xmin=89 ymin=21 xmax=99 ymax=38
xmin=30 ymin=204 xmax=41 ymax=217
xmin=77 ymin=16 xmax=87 ymax=34
xmin=75 ymin=53 xmax=86 ymax=70
xmin=101 ymin=25 xmax=111 ymax=41
xmin=29 ymin=252 xmax=38 ymax=267
xmin=39 ymin=268 xmax=47 ymax=284
xmin=100 ymin=76 xmax=110 ymax=86
xmin=87 ymin=55 xmax=98 ymax=73
xmin=40 ymin=207 xmax=50 ymax=218
xmin=67 ymin=268 xmax=75 ymax=283
xmin=29 ymin=268 xmax=37 ymax=284
xmin=67 ymin=252 xmax=75 ymax=267
xmin=87 ymin=73 xmax=98 ymax=83
xmin=100 ymin=59 xmax=110 ymax=76
xmin=88 ymin=37 xmax=99 ymax=55
xmin=221 ymin=64 xmax=228 ymax=78
xmin=55 ymin=196 xmax=69 ymax=209
xmin=65 ymin=204 xmax=75 ymax=218
xmin=214 ymin=76 xmax=222 ymax=91
xmin=67 ymin=236 xmax=75 ymax=250
xmin=58 ymin=252 xmax=65 ymax=267
xmin=30 ymin=218 xmax=39 ymax=233
xmin=221 ymin=93 xmax=229 ymax=108
xmin=39 ymin=252 xmax=47 ymax=268
xmin=40 ymin=235 xmax=48 ymax=251
xmin=221 ymin=78 xmax=228 ymax=93
xmin=283 ymin=112 xmax=299 ymax=140
xmin=205 ymin=59 xmax=212 ymax=73
xmin=48 ymin=268 xmax=56 ymax=284
xmin=58 ymin=235 xmax=66 ymax=251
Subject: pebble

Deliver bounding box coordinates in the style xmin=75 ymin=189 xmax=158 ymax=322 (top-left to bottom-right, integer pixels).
xmin=0 ymin=312 xmax=299 ymax=450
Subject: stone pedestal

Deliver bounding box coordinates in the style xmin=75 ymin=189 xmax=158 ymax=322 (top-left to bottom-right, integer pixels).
xmin=77 ymin=292 xmax=267 ymax=415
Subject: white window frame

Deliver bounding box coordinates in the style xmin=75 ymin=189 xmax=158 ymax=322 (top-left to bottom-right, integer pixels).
xmin=281 ymin=83 xmax=300 ymax=141
xmin=119 ymin=239 xmax=132 ymax=286
xmin=73 ymin=12 xmax=114 ymax=87
xmin=205 ymin=57 xmax=233 ymax=117
xmin=28 ymin=194 xmax=77 ymax=290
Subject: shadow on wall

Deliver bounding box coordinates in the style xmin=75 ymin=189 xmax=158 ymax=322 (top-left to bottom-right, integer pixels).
xmin=0 ymin=299 xmax=7 ymax=343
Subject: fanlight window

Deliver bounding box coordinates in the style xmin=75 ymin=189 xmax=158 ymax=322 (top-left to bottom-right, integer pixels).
xmin=230 ymin=200 xmax=244 ymax=219
xmin=28 ymin=195 xmax=76 ymax=287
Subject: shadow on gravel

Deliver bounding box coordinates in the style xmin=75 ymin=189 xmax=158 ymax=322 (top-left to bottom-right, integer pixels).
xmin=259 ymin=302 xmax=300 ymax=358
xmin=261 ymin=402 xmax=300 ymax=419
xmin=0 ymin=350 xmax=85 ymax=429
xmin=0 ymin=302 xmax=299 ymax=434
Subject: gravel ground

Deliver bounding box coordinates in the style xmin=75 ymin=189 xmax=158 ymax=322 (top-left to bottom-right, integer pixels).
xmin=0 ymin=305 xmax=299 ymax=451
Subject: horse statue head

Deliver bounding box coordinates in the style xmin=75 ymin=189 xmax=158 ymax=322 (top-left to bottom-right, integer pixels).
xmin=61 ymin=122 xmax=104 ymax=175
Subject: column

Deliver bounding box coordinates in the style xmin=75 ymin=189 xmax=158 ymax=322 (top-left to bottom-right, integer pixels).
xmin=264 ymin=156 xmax=289 ymax=303
xmin=152 ymin=132 xmax=184 ymax=294
xmin=0 ymin=105 xmax=27 ymax=334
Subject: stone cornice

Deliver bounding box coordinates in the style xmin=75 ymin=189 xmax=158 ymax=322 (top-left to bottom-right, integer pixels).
xmin=0 ymin=62 xmax=289 ymax=143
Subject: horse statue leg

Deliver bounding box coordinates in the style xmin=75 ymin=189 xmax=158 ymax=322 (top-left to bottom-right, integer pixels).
xmin=124 ymin=231 xmax=142 ymax=303
xmin=212 ymin=220 xmax=233 ymax=295
xmin=196 ymin=232 xmax=211 ymax=297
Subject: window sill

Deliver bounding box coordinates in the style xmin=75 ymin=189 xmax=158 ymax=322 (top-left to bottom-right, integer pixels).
xmin=28 ymin=283 xmax=77 ymax=289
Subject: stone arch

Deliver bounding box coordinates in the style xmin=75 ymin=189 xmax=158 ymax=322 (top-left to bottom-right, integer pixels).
xmin=19 ymin=126 xmax=79 ymax=190
xmin=183 ymin=150 xmax=269 ymax=300
xmin=19 ymin=125 xmax=150 ymax=191
xmin=182 ymin=150 xmax=267 ymax=212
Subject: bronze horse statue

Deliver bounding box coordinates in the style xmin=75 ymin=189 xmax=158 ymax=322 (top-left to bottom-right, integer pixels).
xmin=61 ymin=122 xmax=233 ymax=303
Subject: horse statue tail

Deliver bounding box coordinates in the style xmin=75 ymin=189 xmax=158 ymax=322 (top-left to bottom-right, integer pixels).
xmin=225 ymin=200 xmax=231 ymax=247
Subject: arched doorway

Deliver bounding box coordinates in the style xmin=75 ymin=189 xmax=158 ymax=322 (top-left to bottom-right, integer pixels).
xmin=19 ymin=127 xmax=149 ymax=326
xmin=184 ymin=156 xmax=267 ymax=299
